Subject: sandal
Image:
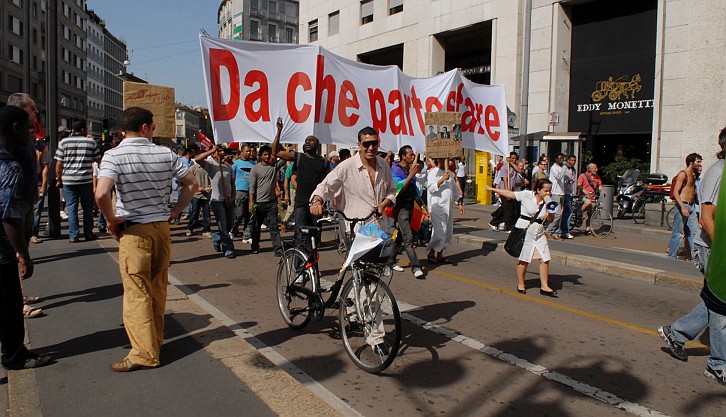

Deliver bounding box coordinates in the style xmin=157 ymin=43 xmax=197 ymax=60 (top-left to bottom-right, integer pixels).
xmin=23 ymin=305 xmax=44 ymax=318
xmin=23 ymin=296 xmax=41 ymax=304
xmin=30 ymin=236 xmax=42 ymax=244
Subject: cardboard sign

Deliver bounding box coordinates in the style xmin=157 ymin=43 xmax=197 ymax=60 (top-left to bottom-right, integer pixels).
xmin=424 ymin=112 xmax=463 ymax=159
xmin=123 ymin=82 xmax=176 ymax=138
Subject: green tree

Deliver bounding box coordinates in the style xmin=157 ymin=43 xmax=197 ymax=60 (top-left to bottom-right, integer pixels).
xmin=600 ymin=156 xmax=650 ymax=184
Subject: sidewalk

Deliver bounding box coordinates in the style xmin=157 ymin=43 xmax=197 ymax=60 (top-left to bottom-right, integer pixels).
xmin=451 ymin=203 xmax=702 ymax=291
xmin=1 ymin=234 xmax=347 ymax=417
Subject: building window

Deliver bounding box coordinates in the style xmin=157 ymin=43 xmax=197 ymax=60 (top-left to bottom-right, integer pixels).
xmin=389 ymin=0 xmax=403 ymax=15
xmin=309 ymin=19 xmax=318 ymax=42
xmin=361 ymin=0 xmax=373 ymax=25
xmin=269 ymin=1 xmax=276 ymax=13
xmin=8 ymin=15 xmax=24 ymax=36
xmin=7 ymin=45 xmax=23 ymax=64
xmin=268 ymin=24 xmax=277 ymax=42
xmin=285 ymin=3 xmax=297 ymax=24
xmin=11 ymin=0 xmax=23 ymax=8
xmin=250 ymin=20 xmax=260 ymax=40
xmin=285 ymin=27 xmax=294 ymax=43
xmin=329 ymin=11 xmax=339 ymax=35
xmin=7 ymin=75 xmax=22 ymax=92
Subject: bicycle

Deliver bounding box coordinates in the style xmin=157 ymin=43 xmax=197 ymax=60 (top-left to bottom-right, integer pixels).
xmin=665 ymin=205 xmax=675 ymax=231
xmin=275 ymin=208 xmax=401 ymax=374
xmin=570 ymin=195 xmax=613 ymax=238
xmin=632 ymin=194 xmax=666 ymax=224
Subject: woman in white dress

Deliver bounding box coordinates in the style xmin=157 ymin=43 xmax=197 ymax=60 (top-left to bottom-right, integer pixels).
xmin=485 ymin=179 xmax=559 ymax=297
xmin=426 ymin=158 xmax=464 ymax=263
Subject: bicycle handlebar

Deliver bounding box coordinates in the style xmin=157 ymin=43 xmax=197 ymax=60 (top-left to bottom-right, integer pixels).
xmin=325 ymin=208 xmax=378 ymax=223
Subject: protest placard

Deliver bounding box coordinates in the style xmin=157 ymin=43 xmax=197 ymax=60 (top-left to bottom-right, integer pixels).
xmin=424 ymin=112 xmax=463 ymax=159
xmin=123 ymin=82 xmax=176 ymax=138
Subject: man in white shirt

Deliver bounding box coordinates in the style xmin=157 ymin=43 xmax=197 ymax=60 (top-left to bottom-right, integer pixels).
xmin=545 ymin=153 xmax=566 ymax=240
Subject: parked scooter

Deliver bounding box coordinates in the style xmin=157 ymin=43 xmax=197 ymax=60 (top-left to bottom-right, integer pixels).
xmin=615 ymin=168 xmax=642 ymax=219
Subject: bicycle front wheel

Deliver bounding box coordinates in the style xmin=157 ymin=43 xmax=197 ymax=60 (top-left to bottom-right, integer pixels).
xmin=591 ymin=207 xmax=613 ymax=238
xmin=339 ymin=272 xmax=401 ymax=374
xmin=632 ymin=199 xmax=646 ymax=224
xmin=276 ymin=249 xmax=316 ymax=329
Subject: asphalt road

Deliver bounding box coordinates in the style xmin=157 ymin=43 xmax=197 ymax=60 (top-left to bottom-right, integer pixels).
xmin=147 ymin=223 xmax=725 ymax=417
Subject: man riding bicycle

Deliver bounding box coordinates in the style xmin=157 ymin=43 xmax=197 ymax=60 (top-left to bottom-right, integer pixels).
xmin=309 ymin=126 xmax=396 ymax=355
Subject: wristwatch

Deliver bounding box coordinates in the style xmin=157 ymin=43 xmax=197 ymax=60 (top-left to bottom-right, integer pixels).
xmin=309 ymin=198 xmax=323 ymax=207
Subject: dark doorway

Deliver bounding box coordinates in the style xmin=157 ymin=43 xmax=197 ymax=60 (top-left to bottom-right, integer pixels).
xmin=358 ymin=44 xmax=404 ymax=70
xmin=435 ymin=21 xmax=493 ymax=84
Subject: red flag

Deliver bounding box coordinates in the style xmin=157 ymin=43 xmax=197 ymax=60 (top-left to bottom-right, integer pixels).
xmin=33 ymin=121 xmax=47 ymax=139
xmin=196 ymin=130 xmax=214 ymax=150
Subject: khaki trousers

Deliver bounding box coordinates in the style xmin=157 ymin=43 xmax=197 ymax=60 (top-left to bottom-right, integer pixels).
xmin=118 ymin=221 xmax=171 ymax=366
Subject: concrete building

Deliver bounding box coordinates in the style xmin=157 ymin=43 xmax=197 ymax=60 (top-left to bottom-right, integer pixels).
xmin=102 ymin=29 xmax=127 ymax=130
xmin=57 ymin=0 xmax=88 ymax=130
xmin=176 ymin=104 xmax=206 ymax=148
xmin=218 ymin=0 xmax=299 ymax=44
xmin=300 ymin=0 xmax=726 ymax=180
xmin=85 ymin=9 xmax=105 ymax=136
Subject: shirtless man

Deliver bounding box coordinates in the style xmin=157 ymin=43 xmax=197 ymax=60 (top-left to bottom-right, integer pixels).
xmin=668 ymin=153 xmax=702 ymax=259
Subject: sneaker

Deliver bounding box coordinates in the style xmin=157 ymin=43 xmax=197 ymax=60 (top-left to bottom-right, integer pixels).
xmin=704 ymin=366 xmax=726 ymax=386
xmin=85 ymin=234 xmax=99 ymax=241
xmin=413 ymin=267 xmax=425 ymax=279
xmin=391 ymin=264 xmax=404 ymax=272
xmin=260 ymin=224 xmax=268 ymax=230
xmin=202 ymin=232 xmax=212 ymax=238
xmin=98 ymin=226 xmax=107 ymax=233
xmin=498 ymin=224 xmax=508 ymax=231
xmin=562 ymin=234 xmax=574 ymax=239
xmin=4 ymin=351 xmax=52 ymax=370
xmin=59 ymin=211 xmax=68 ymax=220
xmin=242 ymin=238 xmax=252 ymax=244
xmin=489 ymin=223 xmax=499 ymax=231
xmin=657 ymin=325 xmax=688 ymax=361
xmin=372 ymin=343 xmax=389 ymax=356
xmin=185 ymin=230 xmax=193 ymax=236
xmin=229 ymin=232 xmax=234 ymax=239
xmin=224 ymin=250 xmax=236 ymax=259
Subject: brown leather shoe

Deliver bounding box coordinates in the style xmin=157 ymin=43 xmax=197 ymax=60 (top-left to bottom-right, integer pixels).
xmin=110 ymin=358 xmax=153 ymax=372
xmin=545 ymin=233 xmax=562 ymax=241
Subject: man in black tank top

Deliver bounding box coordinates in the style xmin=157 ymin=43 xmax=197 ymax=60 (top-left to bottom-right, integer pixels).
xmin=271 ymin=118 xmax=329 ymax=247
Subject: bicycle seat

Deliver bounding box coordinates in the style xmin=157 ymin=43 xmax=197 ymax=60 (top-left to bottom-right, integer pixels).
xmin=300 ymin=226 xmax=320 ymax=236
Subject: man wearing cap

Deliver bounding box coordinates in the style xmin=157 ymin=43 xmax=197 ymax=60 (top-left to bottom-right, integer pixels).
xmin=271 ymin=118 xmax=329 ymax=248
xmin=329 ymin=151 xmax=340 ymax=171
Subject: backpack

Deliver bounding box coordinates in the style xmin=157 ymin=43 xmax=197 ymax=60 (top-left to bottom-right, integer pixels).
xmin=669 ymin=170 xmax=686 ymax=201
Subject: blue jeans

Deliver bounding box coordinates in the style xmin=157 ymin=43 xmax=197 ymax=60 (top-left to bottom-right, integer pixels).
xmin=232 ymin=190 xmax=251 ymax=239
xmin=707 ymin=308 xmax=726 ymax=371
xmin=210 ymin=200 xmax=234 ymax=256
xmin=669 ymin=203 xmax=698 ymax=258
xmin=293 ymin=205 xmax=316 ymax=248
xmin=671 ymin=301 xmax=709 ymax=346
xmin=33 ymin=190 xmax=45 ymax=237
xmin=64 ymin=183 xmax=95 ymax=240
xmin=560 ymin=194 xmax=573 ymax=237
xmin=188 ymin=198 xmax=211 ymax=233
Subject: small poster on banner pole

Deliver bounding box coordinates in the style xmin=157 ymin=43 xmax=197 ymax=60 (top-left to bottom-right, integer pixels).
xmin=424 ymin=112 xmax=463 ymax=159
xmin=123 ymin=82 xmax=176 ymax=139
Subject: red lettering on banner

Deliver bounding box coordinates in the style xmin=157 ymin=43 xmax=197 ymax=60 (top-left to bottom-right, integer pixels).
xmin=456 ymin=83 xmax=464 ymax=112
xmin=425 ymin=97 xmax=442 ymax=113
xmin=462 ymin=97 xmax=476 ymax=132
xmin=388 ymin=90 xmax=405 ymax=135
xmin=287 ymin=72 xmax=312 ymax=123
xmin=484 ymin=105 xmax=501 ymax=141
xmin=315 ymin=55 xmax=336 ymax=123
xmin=338 ymin=80 xmax=360 ymax=127
xmin=367 ymin=88 xmax=387 ymax=133
xmin=243 ymin=70 xmax=270 ymax=122
xmin=446 ymin=90 xmax=457 ymax=112
xmin=210 ymin=48 xmax=240 ymax=122
xmin=410 ymin=87 xmax=425 ymax=135
xmin=474 ymin=103 xmax=485 ymax=134
xmin=403 ymin=94 xmax=413 ymax=136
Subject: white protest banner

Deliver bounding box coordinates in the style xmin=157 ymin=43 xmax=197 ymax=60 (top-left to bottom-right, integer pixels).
xmin=200 ymin=36 xmax=508 ymax=156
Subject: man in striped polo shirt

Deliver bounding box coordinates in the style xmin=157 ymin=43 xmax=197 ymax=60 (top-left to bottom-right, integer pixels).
xmin=95 ymin=107 xmax=197 ymax=372
xmin=54 ymin=120 xmax=100 ymax=242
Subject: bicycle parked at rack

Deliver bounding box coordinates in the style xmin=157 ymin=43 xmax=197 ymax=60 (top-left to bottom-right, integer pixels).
xmin=275 ymin=208 xmax=401 ymax=374
xmin=570 ymin=194 xmax=613 ymax=238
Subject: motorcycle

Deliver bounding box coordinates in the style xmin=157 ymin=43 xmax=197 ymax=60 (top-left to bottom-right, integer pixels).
xmin=615 ymin=168 xmax=642 ymax=219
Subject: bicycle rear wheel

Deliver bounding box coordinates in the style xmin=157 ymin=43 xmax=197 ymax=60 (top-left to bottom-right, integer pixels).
xmin=632 ymin=199 xmax=646 ymax=224
xmin=339 ymin=271 xmax=401 ymax=374
xmin=665 ymin=206 xmax=675 ymax=231
xmin=276 ymin=249 xmax=316 ymax=329
xmin=590 ymin=207 xmax=613 ymax=238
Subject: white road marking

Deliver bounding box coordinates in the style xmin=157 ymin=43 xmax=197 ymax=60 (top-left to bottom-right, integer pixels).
xmin=402 ymin=313 xmax=670 ymax=417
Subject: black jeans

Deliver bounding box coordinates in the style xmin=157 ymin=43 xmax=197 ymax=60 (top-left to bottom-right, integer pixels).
xmin=187 ymin=198 xmax=211 ymax=233
xmin=252 ymin=201 xmax=282 ymax=254
xmin=293 ymin=205 xmax=318 ymax=248
xmin=0 ymin=261 xmax=29 ymax=366
xmin=232 ymin=190 xmax=251 ymax=238
xmin=210 ymin=200 xmax=235 ymax=255
xmin=490 ymin=196 xmax=518 ymax=230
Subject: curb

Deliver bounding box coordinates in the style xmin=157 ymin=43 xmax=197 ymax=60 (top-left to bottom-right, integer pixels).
xmin=452 ymin=233 xmax=702 ymax=292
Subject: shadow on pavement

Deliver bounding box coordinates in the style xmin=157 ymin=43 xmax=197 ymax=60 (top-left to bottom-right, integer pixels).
xmin=424 ymin=249 xmax=490 ymax=270
xmin=181 ymin=283 xmax=231 ymax=294
xmin=32 ymin=247 xmax=116 ymax=265
xmin=409 ymin=300 xmax=476 ymax=325
xmin=36 ymin=283 xmax=123 ymax=311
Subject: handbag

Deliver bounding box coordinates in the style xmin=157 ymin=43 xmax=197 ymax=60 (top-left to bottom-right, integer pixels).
xmin=503 ymin=201 xmax=545 ymax=257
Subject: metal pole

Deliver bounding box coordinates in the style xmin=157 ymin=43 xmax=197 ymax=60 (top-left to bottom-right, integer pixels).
xmin=45 ymin=0 xmax=61 ymax=238
xmin=519 ymin=0 xmax=532 ymax=159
